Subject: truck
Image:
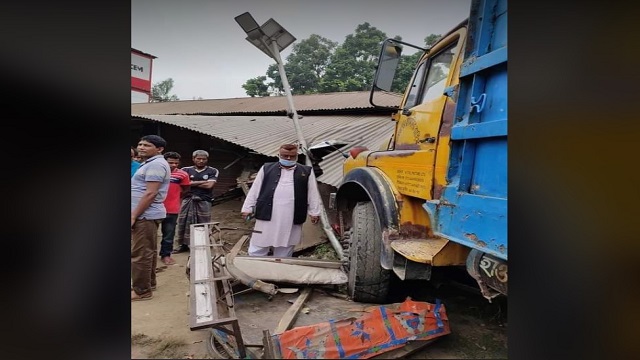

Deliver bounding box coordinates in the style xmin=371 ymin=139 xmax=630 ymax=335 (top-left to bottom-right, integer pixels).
xmin=332 ymin=0 xmax=507 ymax=302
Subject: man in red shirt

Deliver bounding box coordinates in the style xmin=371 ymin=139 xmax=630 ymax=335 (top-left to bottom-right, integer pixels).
xmin=160 ymin=152 xmax=191 ymax=265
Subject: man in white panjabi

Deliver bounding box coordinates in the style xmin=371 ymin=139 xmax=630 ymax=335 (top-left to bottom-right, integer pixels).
xmin=241 ymin=144 xmax=322 ymax=258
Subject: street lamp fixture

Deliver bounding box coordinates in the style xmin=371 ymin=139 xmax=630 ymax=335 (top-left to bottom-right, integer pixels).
xmin=234 ymin=12 xmax=260 ymax=35
xmin=234 ymin=12 xmax=296 ymax=61
xmin=234 ymin=12 xmax=305 ymax=149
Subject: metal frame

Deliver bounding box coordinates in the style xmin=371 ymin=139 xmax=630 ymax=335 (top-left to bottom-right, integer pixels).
xmin=188 ymin=222 xmax=247 ymax=358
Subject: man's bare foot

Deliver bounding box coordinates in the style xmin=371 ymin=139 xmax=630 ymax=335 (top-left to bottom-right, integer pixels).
xmin=161 ymin=256 xmax=176 ymax=265
xmin=131 ymin=290 xmax=153 ymax=301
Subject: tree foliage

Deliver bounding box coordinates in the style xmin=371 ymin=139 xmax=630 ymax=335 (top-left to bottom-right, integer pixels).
xmin=242 ymin=76 xmax=270 ymax=97
xmin=266 ymin=64 xmax=283 ymax=96
xmin=240 ymin=22 xmax=444 ymax=98
xmin=242 ymin=34 xmax=337 ymax=97
xmin=318 ymin=22 xmax=387 ymax=93
xmin=151 ymin=78 xmax=179 ymax=102
xmin=424 ymin=34 xmax=441 ymax=47
xmin=280 ymin=34 xmax=337 ymax=94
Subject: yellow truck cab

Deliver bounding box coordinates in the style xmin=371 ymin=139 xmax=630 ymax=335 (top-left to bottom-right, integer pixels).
xmin=334 ymin=0 xmax=507 ymax=303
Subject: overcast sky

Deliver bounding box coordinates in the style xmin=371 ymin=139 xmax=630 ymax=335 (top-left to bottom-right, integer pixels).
xmin=131 ymin=0 xmax=471 ymax=100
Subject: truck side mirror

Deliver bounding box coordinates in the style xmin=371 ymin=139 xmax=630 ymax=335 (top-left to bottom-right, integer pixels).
xmin=373 ymin=40 xmax=403 ymax=92
xmin=369 ymin=38 xmax=427 ymax=110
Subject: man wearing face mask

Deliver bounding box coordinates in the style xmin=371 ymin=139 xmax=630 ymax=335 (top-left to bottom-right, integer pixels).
xmin=241 ymin=144 xmax=322 ymax=257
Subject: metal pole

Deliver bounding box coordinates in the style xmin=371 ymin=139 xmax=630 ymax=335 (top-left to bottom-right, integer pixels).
xmin=268 ymin=41 xmax=345 ymax=260
xmin=269 ymin=42 xmax=307 ymax=152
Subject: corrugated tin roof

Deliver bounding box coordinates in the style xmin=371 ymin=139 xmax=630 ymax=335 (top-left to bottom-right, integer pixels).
xmin=132 ymin=114 xmax=396 ymax=187
xmin=131 ymin=91 xmax=402 ymax=115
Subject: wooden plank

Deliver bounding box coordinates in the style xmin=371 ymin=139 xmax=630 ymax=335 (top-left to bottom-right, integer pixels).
xmin=262 ymin=329 xmax=276 ymax=359
xmin=230 ymin=321 xmax=247 ymax=359
xmin=273 ymin=287 xmax=313 ymax=335
xmin=210 ymin=231 xmax=237 ymax=321
xmin=229 ymin=235 xmax=249 ymax=258
xmin=237 ymin=170 xmax=252 ymax=196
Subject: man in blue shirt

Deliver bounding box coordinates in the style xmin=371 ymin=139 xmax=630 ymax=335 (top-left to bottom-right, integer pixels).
xmin=131 ymin=135 xmax=171 ymax=301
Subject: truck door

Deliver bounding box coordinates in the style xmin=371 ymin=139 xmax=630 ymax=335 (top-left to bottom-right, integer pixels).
xmin=391 ymin=29 xmax=466 ymax=200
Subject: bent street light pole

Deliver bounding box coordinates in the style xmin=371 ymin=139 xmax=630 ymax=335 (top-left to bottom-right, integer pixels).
xmin=266 ymin=41 xmax=308 ymax=156
xmin=268 ymin=42 xmax=343 ymax=261
xmin=235 ymin=13 xmax=344 ymax=260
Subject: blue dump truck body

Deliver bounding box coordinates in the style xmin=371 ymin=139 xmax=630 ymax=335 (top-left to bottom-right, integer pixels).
xmin=424 ymin=0 xmax=508 ymax=299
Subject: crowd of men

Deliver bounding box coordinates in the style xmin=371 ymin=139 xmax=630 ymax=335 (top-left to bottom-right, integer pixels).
xmin=130 ymin=135 xmax=322 ymax=302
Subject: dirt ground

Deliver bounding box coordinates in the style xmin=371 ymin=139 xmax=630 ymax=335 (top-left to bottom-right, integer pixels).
xmin=131 ymin=199 xmax=507 ymax=359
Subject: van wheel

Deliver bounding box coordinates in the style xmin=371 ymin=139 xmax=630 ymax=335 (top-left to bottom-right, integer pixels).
xmin=347 ymin=201 xmax=391 ymax=303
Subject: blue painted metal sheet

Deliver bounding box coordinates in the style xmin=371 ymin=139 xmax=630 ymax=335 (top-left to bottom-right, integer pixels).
xmin=470 ymin=138 xmax=507 ymax=198
xmin=425 ymin=187 xmax=507 ymax=259
xmin=425 ymin=0 xmax=508 ymax=260
xmin=460 ymin=46 xmax=507 ymax=78
xmin=450 ymin=119 xmax=507 ymax=140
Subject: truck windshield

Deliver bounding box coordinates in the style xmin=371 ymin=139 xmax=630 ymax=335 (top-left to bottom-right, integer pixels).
xmin=404 ymin=61 xmax=427 ymax=108
xmin=403 ymin=40 xmax=458 ymax=109
xmin=420 ymin=42 xmax=457 ymax=103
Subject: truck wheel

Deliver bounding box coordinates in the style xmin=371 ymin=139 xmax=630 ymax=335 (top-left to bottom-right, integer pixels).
xmin=347 ymin=201 xmax=391 ymax=303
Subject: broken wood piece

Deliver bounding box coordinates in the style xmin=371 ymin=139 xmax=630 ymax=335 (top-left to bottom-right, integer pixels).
xmin=262 ymin=329 xmax=277 ymax=359
xmin=274 ymin=287 xmax=313 ymax=335
xmin=237 ymin=170 xmax=253 ymax=196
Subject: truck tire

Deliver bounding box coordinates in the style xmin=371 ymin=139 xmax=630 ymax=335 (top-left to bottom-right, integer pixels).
xmin=347 ymin=201 xmax=391 ymax=303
